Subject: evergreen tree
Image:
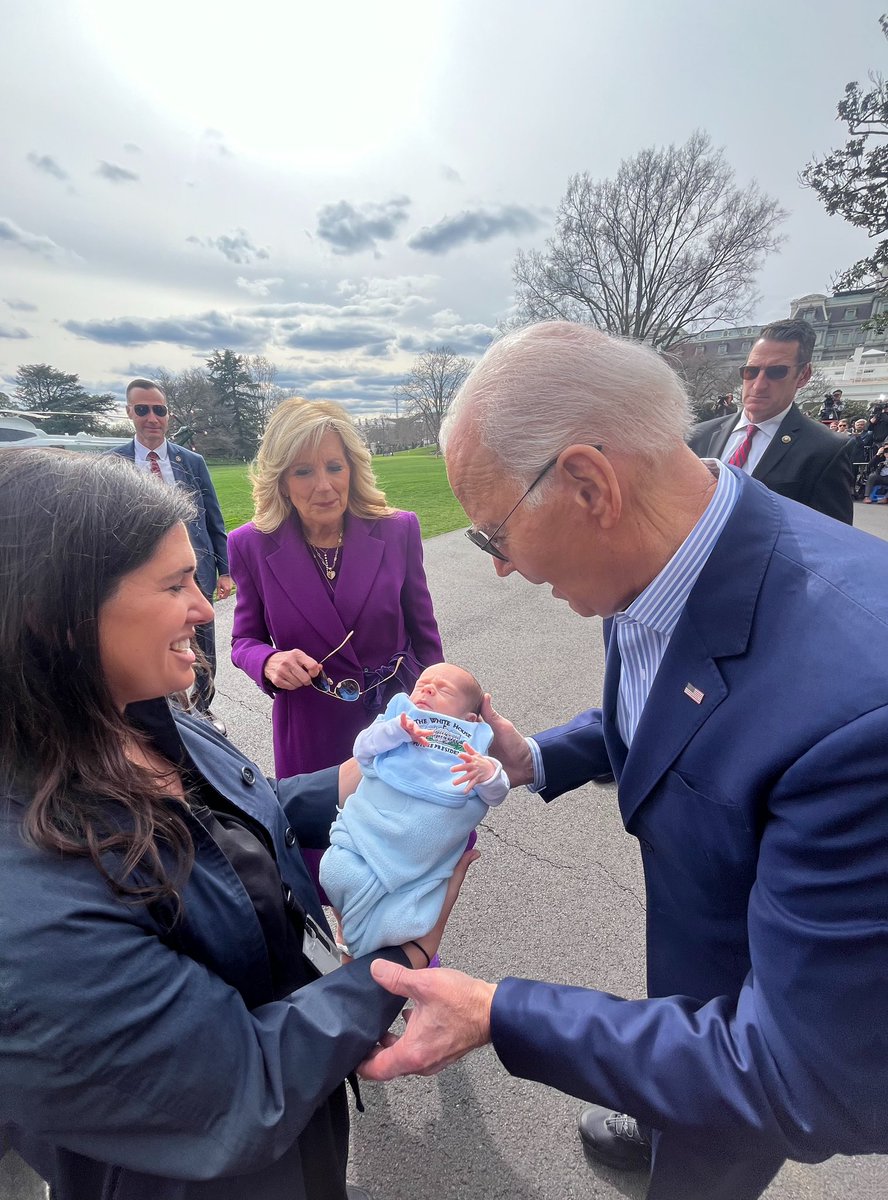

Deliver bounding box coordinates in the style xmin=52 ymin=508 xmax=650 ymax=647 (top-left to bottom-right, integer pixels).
xmin=206 ymin=350 xmax=262 ymax=459
xmin=14 ymin=364 xmax=116 ymax=435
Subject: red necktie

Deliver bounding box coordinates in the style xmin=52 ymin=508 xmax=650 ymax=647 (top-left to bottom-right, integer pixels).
xmin=147 ymin=450 xmax=162 ymax=477
xmin=727 ymin=424 xmax=758 ymax=469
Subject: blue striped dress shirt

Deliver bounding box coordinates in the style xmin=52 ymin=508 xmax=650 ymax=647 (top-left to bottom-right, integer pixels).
xmin=527 ymin=462 xmax=740 ymax=789
xmin=613 ymin=462 xmax=739 ymax=746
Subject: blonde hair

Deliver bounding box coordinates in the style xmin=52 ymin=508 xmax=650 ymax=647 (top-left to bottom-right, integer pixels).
xmin=250 ymin=397 xmax=394 ymax=533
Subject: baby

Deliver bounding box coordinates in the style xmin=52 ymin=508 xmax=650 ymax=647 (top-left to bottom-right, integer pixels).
xmin=319 ymin=663 xmax=508 ymax=957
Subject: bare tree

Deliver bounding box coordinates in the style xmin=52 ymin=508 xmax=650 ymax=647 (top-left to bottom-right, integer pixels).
xmin=670 ymin=355 xmax=740 ymax=421
xmin=356 ymin=414 xmax=424 ymax=453
xmin=244 ymin=354 xmax=288 ymax=430
xmin=394 ymin=347 xmax=473 ymax=445
xmin=511 ymin=131 xmax=787 ymax=349
xmin=154 ymin=367 xmax=234 ymax=457
xmin=796 ymin=366 xmax=838 ymax=416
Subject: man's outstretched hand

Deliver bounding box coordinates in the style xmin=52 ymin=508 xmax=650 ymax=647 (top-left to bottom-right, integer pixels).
xmin=359 ymin=962 xmax=496 ymax=1080
xmin=480 ymin=694 xmax=533 ymax=786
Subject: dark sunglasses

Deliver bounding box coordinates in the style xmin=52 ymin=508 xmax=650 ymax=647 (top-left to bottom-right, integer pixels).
xmin=310 ymin=630 xmax=403 ymax=702
xmin=738 ymin=365 xmax=800 ymax=382
xmin=132 ymin=403 xmax=168 ymax=417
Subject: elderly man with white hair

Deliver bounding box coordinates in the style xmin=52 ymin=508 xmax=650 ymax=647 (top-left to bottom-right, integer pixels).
xmin=359 ymin=322 xmax=888 ymax=1200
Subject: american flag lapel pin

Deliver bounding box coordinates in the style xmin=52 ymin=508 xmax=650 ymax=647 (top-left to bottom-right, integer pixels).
xmin=684 ymin=682 xmax=705 ymax=704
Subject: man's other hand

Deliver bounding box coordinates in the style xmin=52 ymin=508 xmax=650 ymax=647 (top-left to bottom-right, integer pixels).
xmin=480 ymin=694 xmax=533 ymax=786
xmin=359 ymin=962 xmax=496 ymax=1080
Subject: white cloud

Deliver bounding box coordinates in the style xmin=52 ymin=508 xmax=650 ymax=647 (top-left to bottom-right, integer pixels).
xmin=236 ymin=276 xmax=283 ymax=297
xmin=188 ymin=228 xmax=269 ymax=264
xmin=0 ymin=217 xmax=70 ymax=260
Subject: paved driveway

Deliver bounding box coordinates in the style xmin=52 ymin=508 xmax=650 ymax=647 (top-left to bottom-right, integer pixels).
xmin=5 ymin=503 xmax=887 ymax=1200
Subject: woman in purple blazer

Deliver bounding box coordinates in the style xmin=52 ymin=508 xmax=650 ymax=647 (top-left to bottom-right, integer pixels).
xmin=228 ymin=398 xmax=443 ymax=784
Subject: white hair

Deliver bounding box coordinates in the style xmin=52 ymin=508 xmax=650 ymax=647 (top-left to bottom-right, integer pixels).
xmin=440 ymin=321 xmax=693 ymax=501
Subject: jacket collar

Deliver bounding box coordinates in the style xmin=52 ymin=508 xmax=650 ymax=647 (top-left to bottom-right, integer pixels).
xmin=603 ymin=473 xmax=781 ymax=826
xmin=265 ymin=514 xmax=385 ymax=668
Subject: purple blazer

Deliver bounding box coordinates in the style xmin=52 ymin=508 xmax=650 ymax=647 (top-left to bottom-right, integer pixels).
xmin=228 ymin=510 xmax=442 ymax=778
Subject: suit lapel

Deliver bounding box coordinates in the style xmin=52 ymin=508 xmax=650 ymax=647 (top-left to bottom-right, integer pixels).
xmin=167 ymin=442 xmax=190 ymax=484
xmin=752 ymin=404 xmax=801 ymax=481
xmin=601 ymin=618 xmax=628 ymax=780
xmin=335 ymin=517 xmax=386 ymax=637
xmin=615 ymin=475 xmax=781 ymax=826
xmin=709 ymin=415 xmax=738 ymax=459
xmin=266 ymin=519 xmax=360 ymax=665
xmin=617 ymin=619 xmax=727 ymax=827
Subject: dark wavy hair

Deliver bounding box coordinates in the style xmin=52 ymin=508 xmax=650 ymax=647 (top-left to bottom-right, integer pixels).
xmin=758 ymin=319 xmax=816 ymax=366
xmin=0 ymin=447 xmax=199 ymax=907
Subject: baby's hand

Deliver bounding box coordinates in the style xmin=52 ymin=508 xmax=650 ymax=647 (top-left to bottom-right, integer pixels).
xmin=451 ymin=742 xmax=495 ymax=792
xmin=400 ymin=711 xmax=431 ymax=746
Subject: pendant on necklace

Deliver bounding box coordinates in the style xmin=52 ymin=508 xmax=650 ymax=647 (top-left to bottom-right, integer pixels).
xmin=326 ymin=568 xmax=335 ymax=579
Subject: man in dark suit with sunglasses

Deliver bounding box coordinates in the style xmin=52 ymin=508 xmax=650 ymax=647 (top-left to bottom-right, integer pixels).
xmin=688 ymin=319 xmax=852 ymax=524
xmin=111 ymin=379 xmax=232 ymax=729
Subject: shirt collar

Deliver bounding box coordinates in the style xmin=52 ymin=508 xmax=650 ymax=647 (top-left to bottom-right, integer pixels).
xmin=732 ymin=402 xmax=793 ymax=437
xmin=616 ymin=460 xmax=739 ymax=638
xmin=134 ymin=437 xmax=169 ymax=461
xmin=126 ymin=697 xmax=188 ymax=765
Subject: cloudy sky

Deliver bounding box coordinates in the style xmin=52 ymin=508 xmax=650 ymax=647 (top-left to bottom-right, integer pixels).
xmin=1 ymin=0 xmax=882 ymax=414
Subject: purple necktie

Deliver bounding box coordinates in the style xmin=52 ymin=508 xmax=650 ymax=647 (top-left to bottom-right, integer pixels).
xmin=728 ymin=424 xmax=758 ymax=469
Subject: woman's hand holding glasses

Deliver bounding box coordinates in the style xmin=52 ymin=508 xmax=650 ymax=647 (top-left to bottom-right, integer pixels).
xmin=263 ymin=647 xmax=323 ymax=691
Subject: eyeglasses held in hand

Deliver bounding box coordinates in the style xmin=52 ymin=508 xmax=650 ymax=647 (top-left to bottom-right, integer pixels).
xmin=310 ymin=630 xmax=403 ymax=702
xmin=133 ymin=404 xmax=168 ymax=417
xmin=738 ymin=365 xmax=800 ymax=382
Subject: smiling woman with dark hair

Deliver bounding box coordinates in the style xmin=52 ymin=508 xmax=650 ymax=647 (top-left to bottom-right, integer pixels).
xmin=0 ymin=447 xmax=473 ymax=1200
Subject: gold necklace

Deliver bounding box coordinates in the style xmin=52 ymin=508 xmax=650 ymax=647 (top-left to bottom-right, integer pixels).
xmin=307 ymin=530 xmax=343 ymax=580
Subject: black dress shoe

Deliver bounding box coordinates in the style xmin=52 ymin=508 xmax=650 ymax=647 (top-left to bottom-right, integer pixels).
xmin=578 ymin=1105 xmax=652 ymax=1171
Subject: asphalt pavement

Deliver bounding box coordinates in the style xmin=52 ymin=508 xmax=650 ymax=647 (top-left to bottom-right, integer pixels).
xmin=4 ymin=501 xmax=887 ymax=1200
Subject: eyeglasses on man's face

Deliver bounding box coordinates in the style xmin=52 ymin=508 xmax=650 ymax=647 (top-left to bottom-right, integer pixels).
xmin=464 ymin=456 xmax=558 ymax=561
xmin=738 ymin=364 xmax=801 ymax=382
xmin=465 ymin=447 xmax=602 ymax=563
xmin=309 ymin=629 xmax=403 ymax=702
xmin=132 ymin=404 xmax=168 ymax=418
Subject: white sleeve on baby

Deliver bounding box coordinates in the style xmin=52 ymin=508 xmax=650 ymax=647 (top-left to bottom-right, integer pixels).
xmin=352 ymin=716 xmax=413 ymax=765
xmin=474 ymin=760 xmax=510 ymax=806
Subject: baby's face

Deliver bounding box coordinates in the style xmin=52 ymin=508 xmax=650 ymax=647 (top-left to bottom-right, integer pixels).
xmin=410 ymin=664 xmax=475 ymax=718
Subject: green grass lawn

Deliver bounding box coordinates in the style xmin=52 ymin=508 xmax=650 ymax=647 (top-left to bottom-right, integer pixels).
xmin=209 ymin=446 xmax=468 ymax=538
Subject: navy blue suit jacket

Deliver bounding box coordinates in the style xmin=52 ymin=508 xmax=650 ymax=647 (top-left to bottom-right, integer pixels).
xmin=490 ymin=475 xmax=888 ymax=1197
xmin=2 ymin=702 xmax=407 ymax=1199
xmin=111 ymin=440 xmax=229 ymax=599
